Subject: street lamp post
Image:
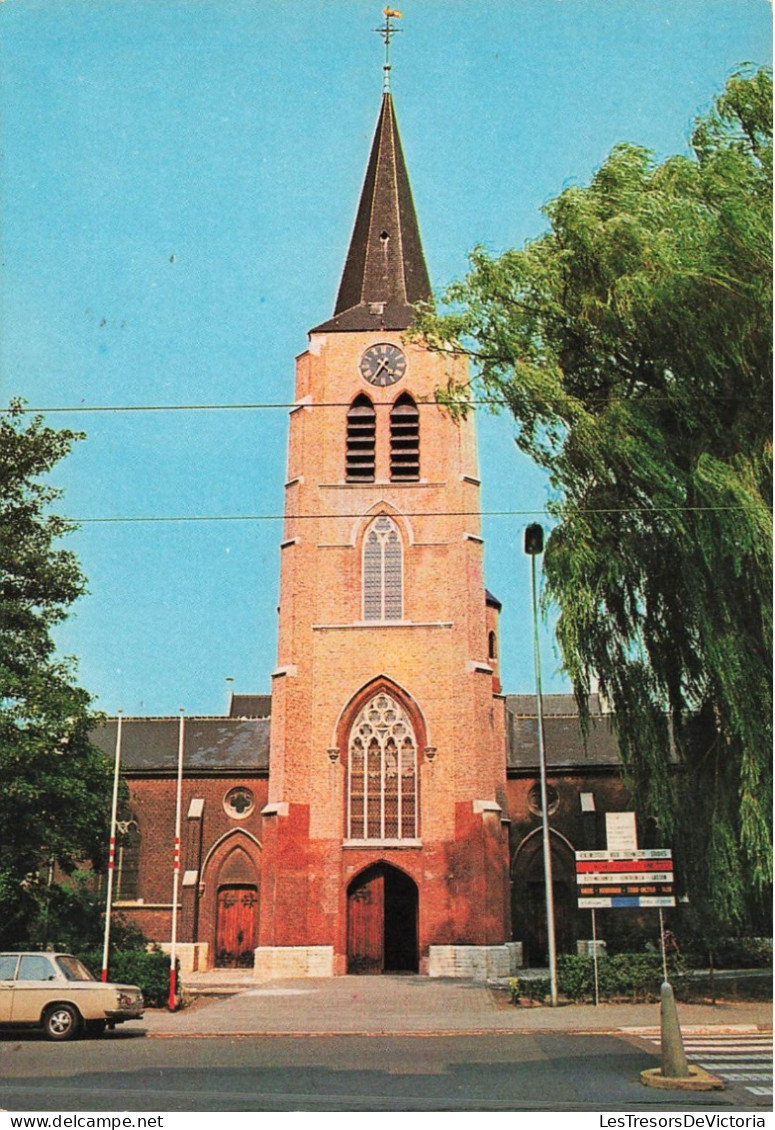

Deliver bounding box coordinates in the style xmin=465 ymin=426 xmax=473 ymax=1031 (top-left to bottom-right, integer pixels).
xmin=524 ymin=523 xmax=558 ymax=1007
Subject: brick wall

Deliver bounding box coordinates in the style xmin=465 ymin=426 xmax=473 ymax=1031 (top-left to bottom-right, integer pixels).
xmin=116 ymin=773 xmax=268 ymax=957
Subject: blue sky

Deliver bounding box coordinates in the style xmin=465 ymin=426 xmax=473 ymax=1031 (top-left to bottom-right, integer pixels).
xmin=1 ymin=0 xmax=770 ymax=716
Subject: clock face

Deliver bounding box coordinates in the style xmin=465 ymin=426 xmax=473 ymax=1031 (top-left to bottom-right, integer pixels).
xmin=359 ymin=343 xmax=407 ymax=387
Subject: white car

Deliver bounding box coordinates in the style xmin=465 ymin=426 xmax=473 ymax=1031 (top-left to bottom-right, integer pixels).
xmin=0 ymin=952 xmax=144 ymax=1040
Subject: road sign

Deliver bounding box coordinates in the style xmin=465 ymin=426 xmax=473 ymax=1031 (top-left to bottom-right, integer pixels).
xmin=576 ymin=849 xmax=675 ymax=908
xmin=576 ymin=849 xmax=672 ymax=860
xmin=577 ymin=896 xmax=676 ymax=908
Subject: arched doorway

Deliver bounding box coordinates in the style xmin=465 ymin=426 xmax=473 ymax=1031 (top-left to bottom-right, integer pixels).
xmin=347 ymin=863 xmax=418 ymax=974
xmin=511 ymin=830 xmax=578 ymax=966
xmin=210 ymin=841 xmax=260 ymax=968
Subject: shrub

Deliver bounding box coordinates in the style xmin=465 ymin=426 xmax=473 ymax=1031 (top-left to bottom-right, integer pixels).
xmin=524 ymin=977 xmax=551 ymax=1002
xmin=711 ymin=937 xmax=773 ymax=969
xmin=557 ymin=952 xmax=684 ymax=1003
xmin=507 ymin=975 xmax=551 ymax=1004
xmin=79 ymin=945 xmax=174 ymax=1008
xmin=557 ymin=955 xmax=595 ymax=1002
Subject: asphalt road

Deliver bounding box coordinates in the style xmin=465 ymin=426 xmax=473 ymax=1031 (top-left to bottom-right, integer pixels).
xmin=0 ymin=1031 xmax=766 ymax=1112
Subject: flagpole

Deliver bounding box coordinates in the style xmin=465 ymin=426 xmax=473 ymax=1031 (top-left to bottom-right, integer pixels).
xmin=101 ymin=711 xmax=123 ymax=982
xmin=169 ymin=708 xmax=185 ymax=1010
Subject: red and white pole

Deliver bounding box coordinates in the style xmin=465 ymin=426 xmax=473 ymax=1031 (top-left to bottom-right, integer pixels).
xmin=169 ymin=708 xmax=185 ymax=1010
xmin=101 ymin=711 xmax=123 ymax=982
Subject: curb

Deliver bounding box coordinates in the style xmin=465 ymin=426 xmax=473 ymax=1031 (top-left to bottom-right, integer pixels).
xmin=641 ymin=1065 xmax=725 ymax=1091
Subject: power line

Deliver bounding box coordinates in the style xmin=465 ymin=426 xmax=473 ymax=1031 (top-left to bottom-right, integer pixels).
xmin=13 ymin=400 xmax=455 ymax=413
xmin=12 ymin=392 xmax=770 ymax=415
xmin=66 ymin=505 xmax=764 ymax=524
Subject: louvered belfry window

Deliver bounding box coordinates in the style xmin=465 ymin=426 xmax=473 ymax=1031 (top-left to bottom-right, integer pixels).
xmin=346 ymin=395 xmax=376 ymax=482
xmin=390 ymin=394 xmax=420 ymax=481
xmin=363 ymin=515 xmax=402 ymax=621
xmin=347 ymin=692 xmax=418 ymax=840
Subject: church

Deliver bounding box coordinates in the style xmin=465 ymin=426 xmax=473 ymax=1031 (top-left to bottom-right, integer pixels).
xmin=92 ymin=40 xmax=631 ymax=978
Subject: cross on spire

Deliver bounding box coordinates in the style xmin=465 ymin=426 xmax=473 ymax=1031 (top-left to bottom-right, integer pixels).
xmin=375 ymin=7 xmax=403 ymax=92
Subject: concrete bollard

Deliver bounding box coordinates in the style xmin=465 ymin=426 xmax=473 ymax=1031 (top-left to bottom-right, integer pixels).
xmin=641 ymin=981 xmax=724 ymax=1090
xmin=660 ymin=981 xmax=690 ymax=1077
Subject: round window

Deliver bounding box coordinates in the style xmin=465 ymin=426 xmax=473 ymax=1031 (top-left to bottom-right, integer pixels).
xmin=527 ymin=783 xmax=560 ymax=816
xmin=223 ymin=787 xmax=255 ymax=820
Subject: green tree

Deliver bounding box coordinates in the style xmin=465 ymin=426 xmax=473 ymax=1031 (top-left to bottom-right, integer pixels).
xmin=417 ymin=68 xmax=772 ymax=924
xmin=0 ymin=401 xmax=112 ymax=946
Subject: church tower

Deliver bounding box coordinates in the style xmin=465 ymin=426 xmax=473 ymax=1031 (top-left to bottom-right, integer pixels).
xmin=256 ymin=22 xmax=511 ymax=977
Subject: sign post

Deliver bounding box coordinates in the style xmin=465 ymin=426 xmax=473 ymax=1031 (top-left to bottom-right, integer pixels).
xmin=576 ymin=848 xmax=676 ymax=1005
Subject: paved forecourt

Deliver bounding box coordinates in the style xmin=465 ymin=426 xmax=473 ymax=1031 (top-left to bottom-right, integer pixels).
xmin=138 ymin=974 xmax=773 ymax=1038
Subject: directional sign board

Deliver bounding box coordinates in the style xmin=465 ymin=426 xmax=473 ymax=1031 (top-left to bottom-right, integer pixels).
xmin=576 ymin=849 xmax=675 ymax=908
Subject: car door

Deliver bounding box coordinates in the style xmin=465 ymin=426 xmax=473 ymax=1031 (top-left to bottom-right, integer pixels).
xmin=0 ymin=955 xmax=19 ymax=1022
xmin=11 ymin=954 xmax=59 ymax=1023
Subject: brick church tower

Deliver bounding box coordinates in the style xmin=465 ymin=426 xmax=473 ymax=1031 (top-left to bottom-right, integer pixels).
xmin=255 ymin=80 xmax=512 ymax=978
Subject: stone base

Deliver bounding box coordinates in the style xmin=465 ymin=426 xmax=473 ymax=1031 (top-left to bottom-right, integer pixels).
xmin=641 ymin=1065 xmax=725 ymax=1091
xmin=577 ymin=939 xmax=607 ymax=957
xmin=253 ymin=946 xmax=334 ymax=981
xmin=428 ymin=943 xmax=522 ymax=980
xmin=157 ymin=942 xmax=209 ymax=974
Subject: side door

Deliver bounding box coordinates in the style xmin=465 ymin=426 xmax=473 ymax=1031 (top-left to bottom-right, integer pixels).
xmin=215 ymin=886 xmax=259 ymax=967
xmin=11 ymin=953 xmax=59 ymax=1023
xmin=0 ymin=955 xmax=19 ymax=1022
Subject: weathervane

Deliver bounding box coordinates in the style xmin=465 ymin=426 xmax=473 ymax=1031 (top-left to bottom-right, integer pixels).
xmin=375 ymin=7 xmax=403 ymax=93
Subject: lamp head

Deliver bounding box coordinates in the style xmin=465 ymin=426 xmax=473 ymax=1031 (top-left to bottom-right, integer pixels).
xmin=524 ymin=523 xmax=544 ymax=556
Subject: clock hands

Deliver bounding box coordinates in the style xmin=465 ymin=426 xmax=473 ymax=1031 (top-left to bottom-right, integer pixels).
xmin=360 ymin=343 xmax=406 ymax=385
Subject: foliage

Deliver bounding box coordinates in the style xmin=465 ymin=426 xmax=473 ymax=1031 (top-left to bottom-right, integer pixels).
xmin=0 ymin=401 xmax=113 ymax=947
xmin=21 ymin=870 xmax=145 ymax=953
xmin=79 ymin=943 xmax=172 ymax=1008
xmin=13 ymin=870 xmax=173 ymax=1008
xmin=682 ymin=935 xmax=772 ymax=970
xmin=507 ymin=975 xmax=551 ymax=1003
xmin=416 ymin=68 xmax=772 ymax=920
xmin=557 ymin=953 xmax=684 ymax=1003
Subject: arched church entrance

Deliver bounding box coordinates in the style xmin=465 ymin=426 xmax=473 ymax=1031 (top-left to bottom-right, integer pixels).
xmin=347 ymin=862 xmax=418 ymax=974
xmin=511 ymin=830 xmax=578 ymax=966
xmin=208 ymin=839 xmax=261 ymax=968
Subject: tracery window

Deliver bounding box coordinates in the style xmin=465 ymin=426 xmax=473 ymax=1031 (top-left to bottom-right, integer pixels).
xmin=363 ymin=514 xmax=403 ymax=621
xmin=390 ymin=394 xmax=420 ymax=481
xmin=115 ymin=817 xmax=141 ymax=900
xmin=346 ymin=395 xmax=376 ymax=482
xmin=347 ymin=692 xmax=418 ymax=841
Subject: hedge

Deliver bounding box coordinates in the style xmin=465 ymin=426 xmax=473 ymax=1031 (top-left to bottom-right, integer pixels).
xmin=510 ymin=953 xmax=686 ymax=1004
xmin=79 ymin=945 xmax=174 ymax=1008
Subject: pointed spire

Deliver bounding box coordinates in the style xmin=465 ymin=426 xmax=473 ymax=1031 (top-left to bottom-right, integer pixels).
xmin=312 ymin=93 xmax=432 ymax=333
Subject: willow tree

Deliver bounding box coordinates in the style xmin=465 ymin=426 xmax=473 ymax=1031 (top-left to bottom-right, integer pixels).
xmin=417 ymin=68 xmax=772 ymax=926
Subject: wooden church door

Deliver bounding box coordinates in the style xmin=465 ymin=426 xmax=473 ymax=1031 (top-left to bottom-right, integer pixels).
xmin=347 ymin=870 xmax=385 ymax=974
xmin=216 ymin=885 xmax=258 ymax=968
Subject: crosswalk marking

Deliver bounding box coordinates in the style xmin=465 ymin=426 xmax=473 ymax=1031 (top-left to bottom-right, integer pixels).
xmin=629 ymin=1029 xmax=772 ymax=1099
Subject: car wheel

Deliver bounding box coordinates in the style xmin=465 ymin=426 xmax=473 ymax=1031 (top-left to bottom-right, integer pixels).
xmin=42 ymin=1004 xmax=81 ymax=1041
xmin=85 ymin=1019 xmax=107 ymax=1037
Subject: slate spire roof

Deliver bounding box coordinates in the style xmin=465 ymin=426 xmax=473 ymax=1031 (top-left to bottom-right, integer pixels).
xmin=312 ymin=93 xmax=432 ymax=333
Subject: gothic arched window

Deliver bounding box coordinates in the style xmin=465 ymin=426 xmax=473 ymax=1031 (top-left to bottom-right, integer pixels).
xmin=346 ymin=395 xmax=376 ymax=482
xmin=115 ymin=816 xmax=141 ymax=900
xmin=363 ymin=515 xmax=403 ymax=621
xmin=390 ymin=394 xmax=419 ymax=481
xmin=347 ymin=692 xmax=418 ymax=841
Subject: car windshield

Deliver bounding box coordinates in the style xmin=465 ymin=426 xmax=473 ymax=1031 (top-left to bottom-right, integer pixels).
xmin=55 ymin=955 xmax=97 ymax=982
